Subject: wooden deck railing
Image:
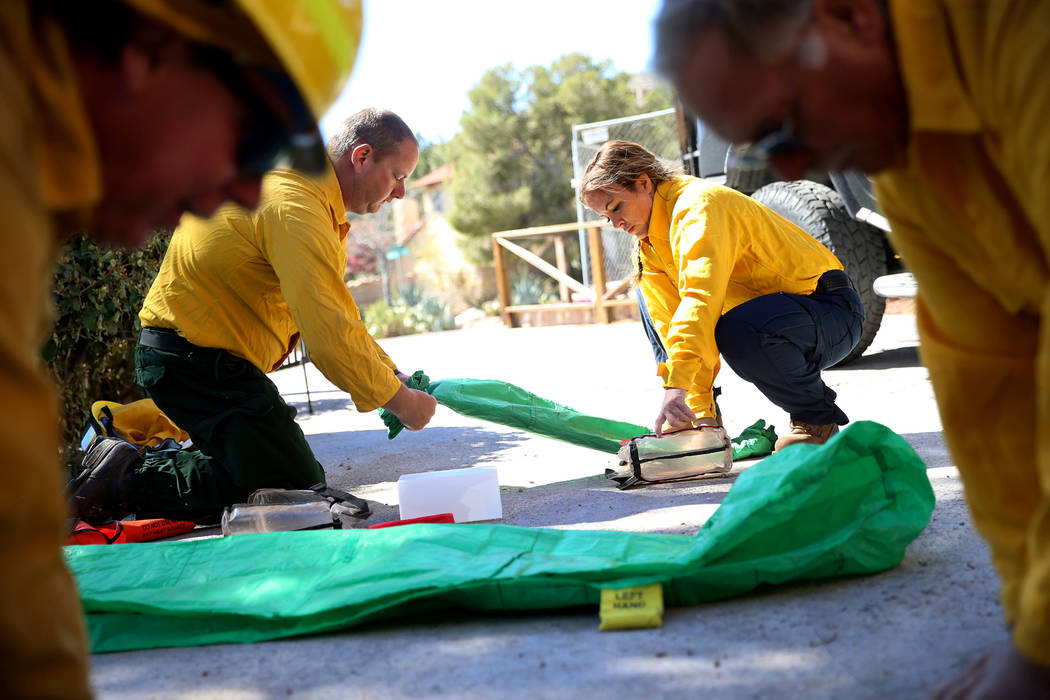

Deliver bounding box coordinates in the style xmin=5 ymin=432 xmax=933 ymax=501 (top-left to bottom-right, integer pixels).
xmin=491 ymin=221 xmax=635 ymax=327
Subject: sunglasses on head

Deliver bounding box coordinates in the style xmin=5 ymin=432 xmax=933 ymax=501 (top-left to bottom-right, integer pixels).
xmin=193 ymin=46 xmax=327 ymax=177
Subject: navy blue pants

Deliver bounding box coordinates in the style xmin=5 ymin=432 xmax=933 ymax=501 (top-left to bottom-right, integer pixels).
xmin=639 ymin=280 xmax=863 ymax=425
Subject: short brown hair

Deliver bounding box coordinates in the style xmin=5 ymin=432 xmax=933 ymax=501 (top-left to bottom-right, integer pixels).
xmin=653 ymin=0 xmax=814 ymax=80
xmin=327 ymin=108 xmax=416 ymax=162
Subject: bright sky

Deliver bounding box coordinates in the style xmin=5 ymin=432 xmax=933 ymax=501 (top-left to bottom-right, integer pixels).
xmin=320 ymin=0 xmax=666 ymax=144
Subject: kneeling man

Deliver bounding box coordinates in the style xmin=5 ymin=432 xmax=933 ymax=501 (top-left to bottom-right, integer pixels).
xmin=73 ymin=108 xmax=436 ymax=523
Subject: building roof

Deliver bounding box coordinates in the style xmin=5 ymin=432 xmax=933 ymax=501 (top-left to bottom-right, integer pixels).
xmin=410 ymin=163 xmax=453 ymax=189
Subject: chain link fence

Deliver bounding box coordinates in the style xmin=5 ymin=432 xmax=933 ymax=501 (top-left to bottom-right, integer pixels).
xmin=570 ymin=108 xmax=682 ymax=287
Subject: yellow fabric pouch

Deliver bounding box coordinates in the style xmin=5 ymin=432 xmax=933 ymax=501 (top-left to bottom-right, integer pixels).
xmin=89 ymin=399 xmax=189 ymax=448
xmin=598 ymin=583 xmax=664 ymax=631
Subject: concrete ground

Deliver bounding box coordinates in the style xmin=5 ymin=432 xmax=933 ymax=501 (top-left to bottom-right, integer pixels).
xmin=89 ymin=312 xmax=1007 ymax=699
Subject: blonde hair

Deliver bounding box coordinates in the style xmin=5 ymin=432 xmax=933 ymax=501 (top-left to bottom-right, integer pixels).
xmin=579 ymin=140 xmax=682 ymax=203
xmin=580 ymin=141 xmax=683 ymax=283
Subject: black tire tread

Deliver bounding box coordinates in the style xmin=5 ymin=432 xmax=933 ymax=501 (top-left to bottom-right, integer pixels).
xmin=751 ymin=180 xmax=888 ymax=365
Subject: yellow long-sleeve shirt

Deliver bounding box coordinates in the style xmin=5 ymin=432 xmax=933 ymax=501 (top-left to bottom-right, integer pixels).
xmin=140 ymin=166 xmax=402 ymax=412
xmin=638 ymin=176 xmax=842 ymax=418
xmin=874 ymin=0 xmax=1050 ymax=666
xmin=0 ymin=3 xmax=96 ymax=697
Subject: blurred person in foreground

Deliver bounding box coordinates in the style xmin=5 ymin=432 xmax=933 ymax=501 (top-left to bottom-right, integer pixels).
xmin=653 ymin=0 xmax=1050 ymax=695
xmin=580 ymin=140 xmax=861 ymax=445
xmin=70 ymin=108 xmax=438 ymax=526
xmin=1 ymin=0 xmax=361 ymax=695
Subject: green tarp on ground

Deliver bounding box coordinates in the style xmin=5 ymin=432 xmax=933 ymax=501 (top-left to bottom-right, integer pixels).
xmin=67 ymin=421 xmax=933 ymax=653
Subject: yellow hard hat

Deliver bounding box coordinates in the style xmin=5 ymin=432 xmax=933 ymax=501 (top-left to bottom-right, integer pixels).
xmin=121 ymin=0 xmax=362 ymax=121
xmin=238 ymin=0 xmax=363 ymax=123
xmin=115 ymin=0 xmax=361 ymax=174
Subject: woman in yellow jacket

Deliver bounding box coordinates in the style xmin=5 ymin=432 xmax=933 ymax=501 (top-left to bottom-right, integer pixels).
xmin=581 ymin=141 xmax=863 ymax=447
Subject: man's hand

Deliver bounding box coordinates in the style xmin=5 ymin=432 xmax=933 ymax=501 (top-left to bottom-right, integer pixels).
xmin=381 ymin=383 xmax=437 ymax=431
xmin=654 ymin=388 xmax=696 ymax=436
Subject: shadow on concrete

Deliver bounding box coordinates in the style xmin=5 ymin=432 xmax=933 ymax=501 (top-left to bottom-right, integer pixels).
xmin=898 ymin=431 xmax=953 ymax=469
xmin=316 ymin=426 xmax=532 ymax=485
xmin=500 ymin=473 xmax=735 ymax=530
xmin=836 ymin=345 xmax=921 ymax=370
xmin=283 ymin=394 xmax=355 ymax=415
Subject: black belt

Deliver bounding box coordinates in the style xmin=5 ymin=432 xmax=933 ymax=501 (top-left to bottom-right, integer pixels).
xmin=813 ymin=269 xmax=854 ymax=295
xmin=139 ymin=327 xmax=212 ymax=354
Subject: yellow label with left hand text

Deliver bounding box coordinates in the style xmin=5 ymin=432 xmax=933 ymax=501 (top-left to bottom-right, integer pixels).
xmin=598 ymin=583 xmax=664 ymax=631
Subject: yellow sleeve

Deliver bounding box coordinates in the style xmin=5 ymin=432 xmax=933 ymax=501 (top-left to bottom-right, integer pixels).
xmin=638 ymin=259 xmax=715 ymax=414
xmin=661 ymin=190 xmax=738 ymax=418
xmin=0 ymin=164 xmax=91 ymax=697
xmin=257 ymin=179 xmax=401 ymax=412
xmin=986 ymin=2 xmax=1050 ymax=665
xmin=880 ymin=186 xmax=1049 ymax=666
xmin=992 ymin=2 xmax=1050 ymax=247
xmin=371 ymin=338 xmax=397 ymax=373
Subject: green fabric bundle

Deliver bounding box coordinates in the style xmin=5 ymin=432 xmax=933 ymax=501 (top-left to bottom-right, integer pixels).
xmin=731 ymin=419 xmax=778 ymax=460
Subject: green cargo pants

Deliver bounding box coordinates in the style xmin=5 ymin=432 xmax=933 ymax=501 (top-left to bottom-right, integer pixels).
xmin=132 ymin=344 xmax=326 ymax=522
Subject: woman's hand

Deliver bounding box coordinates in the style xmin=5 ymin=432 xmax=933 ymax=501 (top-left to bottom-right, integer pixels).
xmin=654 ymin=388 xmax=696 ymax=436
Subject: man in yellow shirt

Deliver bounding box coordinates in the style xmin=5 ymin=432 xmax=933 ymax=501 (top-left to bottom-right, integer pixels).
xmin=71 ymin=108 xmax=438 ymax=525
xmin=2 ymin=1 xmax=361 ymax=696
xmin=653 ymin=0 xmax=1050 ymax=694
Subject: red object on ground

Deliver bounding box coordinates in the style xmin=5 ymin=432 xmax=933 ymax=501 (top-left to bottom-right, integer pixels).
xmin=366 ymin=513 xmax=456 ymax=529
xmin=68 ymin=518 xmax=197 ymax=545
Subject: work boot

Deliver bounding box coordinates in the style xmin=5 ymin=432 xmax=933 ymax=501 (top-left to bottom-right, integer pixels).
xmin=68 ymin=437 xmax=141 ymax=525
xmin=774 ymin=421 xmax=839 ymax=452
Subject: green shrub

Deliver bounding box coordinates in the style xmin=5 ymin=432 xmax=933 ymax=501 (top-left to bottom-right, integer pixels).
xmin=364 ymin=290 xmax=457 ymax=339
xmin=480 ymin=299 xmax=502 ymax=316
xmin=45 ymin=234 xmax=170 ymax=469
xmin=510 ymin=275 xmax=557 ymax=305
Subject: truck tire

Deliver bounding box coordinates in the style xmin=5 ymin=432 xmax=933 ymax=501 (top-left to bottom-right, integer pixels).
xmin=751 ymin=180 xmax=887 ymax=365
xmin=723 ymin=147 xmax=777 ymax=195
